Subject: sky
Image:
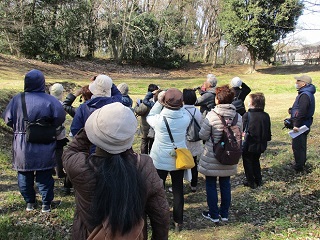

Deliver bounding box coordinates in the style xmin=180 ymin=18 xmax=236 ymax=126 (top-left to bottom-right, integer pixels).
xmin=288 ymin=0 xmax=320 ymax=44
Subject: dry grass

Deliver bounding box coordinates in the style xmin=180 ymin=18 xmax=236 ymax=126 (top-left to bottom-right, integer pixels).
xmin=0 ymin=54 xmax=320 ymax=240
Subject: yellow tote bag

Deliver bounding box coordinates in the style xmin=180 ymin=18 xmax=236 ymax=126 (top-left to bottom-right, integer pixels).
xmin=175 ymin=148 xmax=195 ymax=170
xmin=163 ymin=116 xmax=195 ymax=170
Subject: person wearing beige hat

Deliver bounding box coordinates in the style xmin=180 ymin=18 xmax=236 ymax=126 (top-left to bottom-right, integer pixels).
xmin=117 ymin=82 xmax=133 ymax=108
xmin=195 ymin=73 xmax=218 ymax=116
xmin=147 ymin=88 xmax=191 ymax=231
xmin=62 ymin=102 xmax=170 ymax=240
xmin=287 ymin=75 xmax=316 ymax=172
xmin=70 ymin=74 xmax=122 ymax=137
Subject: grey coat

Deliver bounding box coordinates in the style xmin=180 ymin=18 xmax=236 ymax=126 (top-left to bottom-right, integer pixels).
xmin=198 ymin=104 xmax=242 ymax=177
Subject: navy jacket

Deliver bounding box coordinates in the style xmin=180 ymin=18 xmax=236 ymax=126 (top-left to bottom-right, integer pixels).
xmin=291 ymin=84 xmax=316 ymax=128
xmin=70 ymin=84 xmax=122 ymax=136
xmin=2 ymin=69 xmax=65 ymax=171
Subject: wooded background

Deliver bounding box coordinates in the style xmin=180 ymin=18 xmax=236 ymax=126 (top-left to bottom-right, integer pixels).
xmin=0 ymin=0 xmax=307 ymax=70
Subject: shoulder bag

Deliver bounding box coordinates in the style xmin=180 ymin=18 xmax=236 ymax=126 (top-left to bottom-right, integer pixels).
xmin=163 ymin=116 xmax=195 ymax=170
xmin=21 ymin=93 xmax=57 ymax=144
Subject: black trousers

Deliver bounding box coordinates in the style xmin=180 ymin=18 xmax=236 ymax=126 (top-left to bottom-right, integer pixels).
xmin=190 ymin=156 xmax=198 ymax=187
xmin=242 ymin=151 xmax=262 ymax=185
xmin=292 ymin=132 xmax=308 ymax=171
xmin=140 ymin=137 xmax=154 ymax=154
xmin=157 ymin=169 xmax=184 ymax=224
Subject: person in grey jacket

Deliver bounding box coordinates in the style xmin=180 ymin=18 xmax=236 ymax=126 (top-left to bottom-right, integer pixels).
xmin=2 ymin=69 xmax=65 ymax=212
xmin=198 ymin=85 xmax=242 ymax=224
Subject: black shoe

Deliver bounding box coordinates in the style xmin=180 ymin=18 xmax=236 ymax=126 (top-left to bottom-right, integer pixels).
xmin=243 ymin=180 xmax=257 ymax=189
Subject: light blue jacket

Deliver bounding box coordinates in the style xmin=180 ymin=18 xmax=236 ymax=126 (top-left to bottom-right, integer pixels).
xmin=147 ymin=101 xmax=191 ymax=171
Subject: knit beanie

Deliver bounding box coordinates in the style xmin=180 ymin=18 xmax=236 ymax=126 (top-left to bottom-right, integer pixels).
xmin=117 ymin=83 xmax=129 ymax=95
xmin=89 ymin=74 xmax=113 ymax=97
xmin=50 ymin=83 xmax=64 ymax=100
xmin=207 ymin=74 xmax=217 ymax=87
xmin=231 ymin=77 xmax=242 ymax=88
xmin=85 ymin=102 xmax=137 ymax=154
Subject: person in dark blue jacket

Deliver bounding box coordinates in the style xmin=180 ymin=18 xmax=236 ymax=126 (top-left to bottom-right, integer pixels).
xmin=289 ymin=75 xmax=316 ymax=172
xmin=117 ymin=82 xmax=133 ymax=109
xmin=70 ymin=74 xmax=122 ymax=137
xmin=2 ymin=69 xmax=65 ymax=212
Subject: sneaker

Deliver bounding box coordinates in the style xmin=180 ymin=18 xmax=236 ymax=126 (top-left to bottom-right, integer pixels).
xmin=26 ymin=203 xmax=35 ymax=211
xmin=221 ymin=217 xmax=229 ymax=222
xmin=41 ymin=205 xmax=51 ymax=213
xmin=168 ymin=187 xmax=173 ymax=193
xmin=190 ymin=185 xmax=197 ymax=192
xmin=174 ymin=222 xmax=182 ymax=232
xmin=202 ymin=211 xmax=219 ymax=223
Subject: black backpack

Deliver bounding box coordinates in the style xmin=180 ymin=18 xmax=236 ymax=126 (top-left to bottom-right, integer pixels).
xmin=185 ymin=108 xmax=201 ymax=142
xmin=232 ymin=91 xmax=246 ymax=116
xmin=211 ymin=113 xmax=242 ymax=165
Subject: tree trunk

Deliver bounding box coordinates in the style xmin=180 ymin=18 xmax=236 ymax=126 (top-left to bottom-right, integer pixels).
xmin=222 ymin=42 xmax=230 ymax=65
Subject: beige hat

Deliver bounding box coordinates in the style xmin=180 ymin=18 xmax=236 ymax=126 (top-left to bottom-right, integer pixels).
xmin=85 ymin=102 xmax=137 ymax=154
xmin=49 ymin=83 xmax=64 ymax=100
xmin=117 ymin=82 xmax=129 ymax=95
xmin=158 ymin=88 xmax=183 ymax=110
xmin=89 ymin=74 xmax=113 ymax=97
xmin=231 ymin=77 xmax=242 ymax=88
xmin=294 ymin=75 xmax=312 ymax=84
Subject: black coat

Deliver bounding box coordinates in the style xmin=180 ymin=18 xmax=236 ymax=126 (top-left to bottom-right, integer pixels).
xmin=242 ymin=108 xmax=271 ymax=153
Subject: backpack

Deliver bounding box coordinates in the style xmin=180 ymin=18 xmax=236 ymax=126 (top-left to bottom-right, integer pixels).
xmin=232 ymin=91 xmax=246 ymax=116
xmin=211 ymin=113 xmax=242 ymax=165
xmin=185 ymin=108 xmax=201 ymax=142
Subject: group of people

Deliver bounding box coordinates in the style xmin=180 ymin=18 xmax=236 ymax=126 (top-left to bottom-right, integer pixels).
xmin=1 ymin=69 xmax=316 ymax=239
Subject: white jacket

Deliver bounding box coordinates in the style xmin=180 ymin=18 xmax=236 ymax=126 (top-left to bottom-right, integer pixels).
xmin=147 ymin=101 xmax=191 ymax=171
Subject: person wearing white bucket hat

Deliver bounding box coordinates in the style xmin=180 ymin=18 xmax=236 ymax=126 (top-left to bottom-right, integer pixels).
xmin=63 ymin=102 xmax=170 ymax=240
xmin=230 ymin=76 xmax=251 ymax=115
xmin=70 ymin=74 xmax=122 ymax=137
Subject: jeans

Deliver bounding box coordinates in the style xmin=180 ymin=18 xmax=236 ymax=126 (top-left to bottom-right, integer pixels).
xmin=157 ymin=169 xmax=184 ymax=224
xmin=242 ymin=151 xmax=262 ymax=185
xmin=205 ymin=176 xmax=231 ymax=219
xmin=292 ymin=132 xmax=308 ymax=170
xmin=18 ymin=169 xmax=54 ymax=205
xmin=140 ymin=137 xmax=154 ymax=154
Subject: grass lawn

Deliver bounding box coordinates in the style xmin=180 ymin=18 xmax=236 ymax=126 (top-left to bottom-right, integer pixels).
xmin=0 ymin=55 xmax=319 ymax=239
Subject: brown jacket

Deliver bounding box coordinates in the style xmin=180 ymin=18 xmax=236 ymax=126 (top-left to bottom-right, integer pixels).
xmin=62 ymin=129 xmax=170 ymax=240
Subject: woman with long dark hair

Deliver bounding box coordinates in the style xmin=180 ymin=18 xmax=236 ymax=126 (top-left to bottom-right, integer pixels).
xmin=62 ymin=102 xmax=170 ymax=239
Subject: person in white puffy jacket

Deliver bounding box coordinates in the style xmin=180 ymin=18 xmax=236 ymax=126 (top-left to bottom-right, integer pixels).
xmin=146 ymin=88 xmax=191 ymax=232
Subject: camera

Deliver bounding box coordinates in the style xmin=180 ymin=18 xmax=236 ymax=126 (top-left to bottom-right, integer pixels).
xmin=193 ymin=86 xmax=201 ymax=91
xmin=283 ymin=118 xmax=293 ymax=129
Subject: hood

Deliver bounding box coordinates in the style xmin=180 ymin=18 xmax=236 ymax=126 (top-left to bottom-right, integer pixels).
xmin=298 ymin=84 xmax=316 ymax=95
xmin=24 ymin=69 xmax=46 ymax=92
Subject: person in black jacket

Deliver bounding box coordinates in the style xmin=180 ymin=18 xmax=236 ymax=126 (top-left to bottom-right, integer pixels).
xmin=230 ymin=77 xmax=251 ymax=115
xmin=242 ymin=92 xmax=271 ymax=189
